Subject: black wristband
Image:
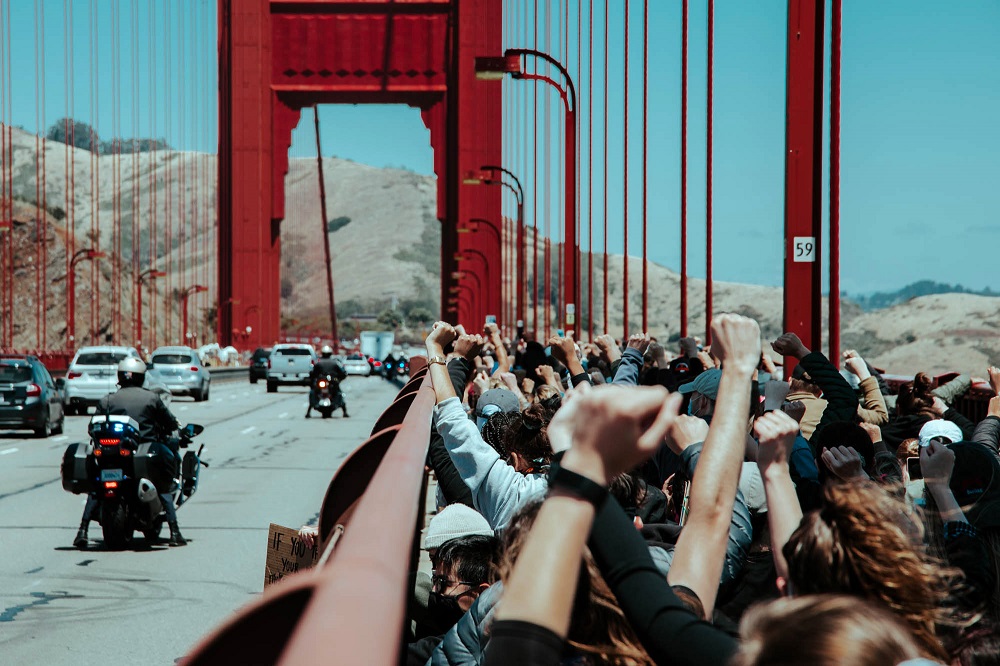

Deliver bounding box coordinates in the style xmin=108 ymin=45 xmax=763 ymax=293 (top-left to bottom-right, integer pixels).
xmin=548 ymin=463 xmax=608 ymax=508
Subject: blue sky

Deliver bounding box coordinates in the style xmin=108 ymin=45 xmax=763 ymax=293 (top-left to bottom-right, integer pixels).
xmin=7 ymin=1 xmax=1000 ymax=295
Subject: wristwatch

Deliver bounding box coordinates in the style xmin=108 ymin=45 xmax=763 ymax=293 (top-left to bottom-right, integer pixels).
xmin=428 ymin=355 xmax=447 ymax=366
xmin=548 ymin=463 xmax=608 ymax=508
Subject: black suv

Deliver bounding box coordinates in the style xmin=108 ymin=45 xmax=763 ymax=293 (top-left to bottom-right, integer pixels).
xmin=0 ymin=355 xmax=65 ymax=437
xmin=249 ymin=347 xmax=272 ymax=384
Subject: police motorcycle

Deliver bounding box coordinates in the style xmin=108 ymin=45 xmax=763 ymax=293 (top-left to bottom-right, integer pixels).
xmin=61 ymin=414 xmax=207 ymax=549
xmin=309 ymin=373 xmax=344 ymax=419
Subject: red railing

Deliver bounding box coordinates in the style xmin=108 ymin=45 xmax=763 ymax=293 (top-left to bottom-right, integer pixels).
xmin=183 ymin=361 xmax=433 ymax=665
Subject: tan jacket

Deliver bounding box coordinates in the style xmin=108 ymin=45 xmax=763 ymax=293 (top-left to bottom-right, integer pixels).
xmin=856 ymin=376 xmax=888 ymax=425
xmin=787 ymin=390 xmax=826 ymax=441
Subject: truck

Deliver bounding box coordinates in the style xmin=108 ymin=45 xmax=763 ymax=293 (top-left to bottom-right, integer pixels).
xmin=266 ymin=343 xmax=317 ymax=393
xmin=359 ymin=331 xmax=395 ymax=367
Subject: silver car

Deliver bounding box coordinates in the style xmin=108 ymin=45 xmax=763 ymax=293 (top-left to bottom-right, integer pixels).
xmin=342 ymin=353 xmax=371 ymax=376
xmin=149 ymin=346 xmax=211 ymax=401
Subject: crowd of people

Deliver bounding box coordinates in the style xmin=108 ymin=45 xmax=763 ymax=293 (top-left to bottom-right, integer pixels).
xmin=402 ymin=317 xmax=1000 ymax=666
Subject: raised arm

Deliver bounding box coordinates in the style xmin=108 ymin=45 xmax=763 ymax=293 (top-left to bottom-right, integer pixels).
xmin=484 ymin=323 xmax=511 ymax=374
xmin=754 ymin=410 xmax=804 ymax=583
xmin=845 ymin=354 xmax=889 ymax=425
xmin=666 ymin=315 xmax=760 ymax=617
xmin=612 ymin=333 xmax=651 ymax=386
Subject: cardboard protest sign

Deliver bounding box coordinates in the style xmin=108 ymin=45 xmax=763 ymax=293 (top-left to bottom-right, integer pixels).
xmin=264 ymin=523 xmax=319 ymax=589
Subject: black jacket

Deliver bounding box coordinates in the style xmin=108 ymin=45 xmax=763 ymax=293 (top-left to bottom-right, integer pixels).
xmin=98 ymin=386 xmax=179 ymax=442
xmin=311 ymin=357 xmax=346 ymax=382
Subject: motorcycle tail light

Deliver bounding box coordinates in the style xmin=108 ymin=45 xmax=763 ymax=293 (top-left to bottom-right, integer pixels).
xmin=104 ymin=481 xmax=118 ymax=489
xmin=93 ymin=448 xmax=103 ymax=457
xmin=318 ymin=380 xmax=328 ymax=388
xmin=26 ymin=383 xmax=41 ymax=397
xmin=119 ymin=447 xmax=131 ymax=457
xmin=98 ymin=438 xmax=120 ymax=446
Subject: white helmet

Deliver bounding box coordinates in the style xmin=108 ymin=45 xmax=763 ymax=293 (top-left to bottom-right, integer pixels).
xmin=118 ymin=357 xmax=147 ymax=387
xmin=320 ymin=345 xmax=334 ymax=358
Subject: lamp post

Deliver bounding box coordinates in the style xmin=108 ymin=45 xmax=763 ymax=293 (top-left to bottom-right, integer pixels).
xmin=135 ymin=268 xmax=166 ymax=348
xmin=465 ymin=165 xmax=526 ymax=336
xmin=181 ymin=285 xmax=209 ymax=346
xmin=476 ymin=50 xmax=577 ymax=334
xmin=67 ymin=248 xmax=105 ymax=347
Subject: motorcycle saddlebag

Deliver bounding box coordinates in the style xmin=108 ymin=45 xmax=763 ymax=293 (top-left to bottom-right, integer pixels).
xmin=181 ymin=451 xmax=199 ymax=497
xmin=132 ymin=442 xmax=179 ymax=494
xmin=61 ymin=442 xmax=95 ymax=494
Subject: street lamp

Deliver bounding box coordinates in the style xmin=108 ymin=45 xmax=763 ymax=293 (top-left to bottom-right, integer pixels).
xmin=67 ymin=248 xmax=105 ymax=347
xmin=181 ymin=285 xmax=209 ymax=346
xmin=135 ymin=268 xmax=167 ymax=349
xmin=476 ymin=50 xmax=578 ymax=333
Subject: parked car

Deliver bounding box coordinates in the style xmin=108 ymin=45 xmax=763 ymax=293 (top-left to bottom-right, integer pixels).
xmin=249 ymin=347 xmax=272 ymax=384
xmin=266 ymin=344 xmax=316 ymax=392
xmin=63 ymin=346 xmax=143 ymax=415
xmin=342 ymin=353 xmax=371 ymax=377
xmin=0 ymin=354 xmax=65 ymax=437
xmin=148 ymin=346 xmax=212 ymax=401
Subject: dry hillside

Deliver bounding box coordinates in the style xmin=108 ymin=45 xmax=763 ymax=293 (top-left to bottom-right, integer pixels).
xmin=2 ymin=124 xmax=998 ymax=375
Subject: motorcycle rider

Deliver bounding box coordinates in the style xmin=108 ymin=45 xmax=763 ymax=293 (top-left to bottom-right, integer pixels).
xmin=306 ymin=345 xmax=348 ymax=419
xmin=73 ymin=357 xmax=187 ymax=549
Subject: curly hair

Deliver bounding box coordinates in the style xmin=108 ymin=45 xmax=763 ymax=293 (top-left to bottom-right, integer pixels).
xmin=783 ymin=479 xmax=967 ymax=659
xmin=501 ymin=403 xmax=553 ymax=467
xmin=499 ymin=500 xmax=653 ymax=665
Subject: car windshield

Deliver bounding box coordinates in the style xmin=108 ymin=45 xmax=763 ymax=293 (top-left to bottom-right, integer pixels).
xmin=76 ymin=352 xmax=127 ymax=366
xmin=276 ymin=348 xmax=311 ymax=356
xmin=152 ymin=354 xmax=194 ymax=365
xmin=0 ymin=364 xmax=32 ymax=382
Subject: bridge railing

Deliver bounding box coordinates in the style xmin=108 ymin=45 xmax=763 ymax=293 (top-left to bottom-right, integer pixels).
xmin=183 ymin=360 xmax=433 ymax=665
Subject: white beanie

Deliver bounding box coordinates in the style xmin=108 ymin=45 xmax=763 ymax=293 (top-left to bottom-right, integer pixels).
xmin=422 ymin=504 xmax=494 ymax=550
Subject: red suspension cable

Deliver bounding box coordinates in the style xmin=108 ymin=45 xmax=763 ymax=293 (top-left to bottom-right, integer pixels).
xmin=586 ymin=0 xmax=593 ymax=341
xmin=830 ymin=0 xmax=842 ymax=366
xmin=705 ymin=0 xmax=714 ymax=344
xmin=680 ymin=0 xmax=688 ymax=338
xmin=602 ymin=0 xmax=608 ymax=334
xmin=623 ymin=0 xmax=629 ymax=339
xmin=641 ymin=0 xmax=648 ymax=334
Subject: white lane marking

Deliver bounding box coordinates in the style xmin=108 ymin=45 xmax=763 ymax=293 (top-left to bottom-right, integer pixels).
xmin=278 ymin=412 xmax=288 ymax=419
xmin=52 ymin=435 xmax=68 ymax=441
xmin=0 ymin=447 xmax=18 ymax=455
xmin=178 ymin=406 xmax=189 ymax=412
xmin=240 ymin=426 xmax=256 ymax=435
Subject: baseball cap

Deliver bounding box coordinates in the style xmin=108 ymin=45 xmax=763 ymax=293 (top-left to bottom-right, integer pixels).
xmin=678 ymin=368 xmax=722 ymax=400
xmin=918 ymin=419 xmax=964 ymax=448
xmin=422 ymin=504 xmax=494 ymax=550
xmin=475 ymin=388 xmax=520 ymax=417
xmin=948 ymin=442 xmax=1000 ymax=529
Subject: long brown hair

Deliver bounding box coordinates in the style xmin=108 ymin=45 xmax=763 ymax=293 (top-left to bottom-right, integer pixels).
xmin=783 ymin=480 xmax=966 ymax=659
xmin=734 ymin=595 xmax=925 ymax=666
xmin=499 ymin=500 xmax=653 ymax=665
xmin=897 ymin=372 xmax=938 ymax=418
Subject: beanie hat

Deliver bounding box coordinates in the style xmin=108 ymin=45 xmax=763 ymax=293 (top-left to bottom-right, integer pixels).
xmin=422 ymin=504 xmax=494 ymax=550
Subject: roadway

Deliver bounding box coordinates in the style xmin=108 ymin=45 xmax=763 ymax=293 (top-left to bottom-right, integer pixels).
xmin=0 ymin=373 xmax=401 ymax=665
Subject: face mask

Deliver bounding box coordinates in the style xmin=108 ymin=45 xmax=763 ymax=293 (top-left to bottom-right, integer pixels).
xmin=427 ymin=590 xmax=468 ymax=632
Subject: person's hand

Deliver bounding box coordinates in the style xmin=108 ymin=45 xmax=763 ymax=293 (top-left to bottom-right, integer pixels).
xmin=920 ymin=440 xmax=956 ymax=488
xmin=754 ymin=409 xmax=799 ymax=474
xmin=760 ymin=351 xmax=777 ymax=375
xmin=483 ymin=322 xmax=500 ymax=339
xmin=649 ymin=344 xmax=668 ymax=367
xmin=472 ymin=370 xmax=490 ymax=394
xmin=932 ymin=396 xmax=948 ymax=416
xmin=859 ymin=422 xmax=882 ymax=444
xmin=453 ymin=334 xmax=486 ymax=361
xmin=594 ymin=334 xmax=622 ymax=364
xmin=844 ymin=356 xmax=871 ymax=381
xmin=664 ymin=415 xmax=710 ymax=455
xmin=698 ymin=349 xmax=717 ymax=370
xmin=522 ymin=377 xmax=535 ymax=396
xmin=453 ymin=324 xmax=467 ymax=337
xmin=625 ymin=333 xmax=651 ymax=355
xmin=535 ymin=364 xmax=556 ymax=384
xmin=781 ymin=400 xmax=806 ymax=423
xmin=989 ymin=366 xmax=1000 ymax=396
xmin=842 ymin=349 xmax=859 ymax=360
xmin=988 ymin=395 xmax=1000 ymax=419
xmin=498 ymin=371 xmax=519 ymax=393
xmin=547 ymin=334 xmax=576 ymax=366
xmin=820 ymin=446 xmax=867 ymax=480
xmin=771 ymin=332 xmax=810 ymax=360
xmin=425 ymin=321 xmax=457 ymax=355
xmin=299 ymin=525 xmax=319 ymax=550
xmin=709 ymin=314 xmax=761 ymax=376
xmin=553 ymin=385 xmax=683 ymax=484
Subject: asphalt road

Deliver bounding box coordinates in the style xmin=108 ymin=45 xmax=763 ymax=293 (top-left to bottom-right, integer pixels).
xmin=0 ymin=373 xmax=401 ymax=665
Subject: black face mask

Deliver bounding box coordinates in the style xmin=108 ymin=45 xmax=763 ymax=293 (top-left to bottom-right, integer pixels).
xmin=426 ymin=590 xmax=468 ymax=633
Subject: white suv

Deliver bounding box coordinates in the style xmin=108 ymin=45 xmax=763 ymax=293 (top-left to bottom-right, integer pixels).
xmin=63 ymin=346 xmax=142 ymax=415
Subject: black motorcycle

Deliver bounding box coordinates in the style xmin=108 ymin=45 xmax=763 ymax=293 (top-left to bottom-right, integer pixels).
xmin=61 ymin=415 xmax=207 ymax=549
xmin=309 ymin=374 xmax=344 ymax=419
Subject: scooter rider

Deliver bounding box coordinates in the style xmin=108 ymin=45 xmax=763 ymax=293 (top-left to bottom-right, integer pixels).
xmin=306 ymin=345 xmax=348 ymax=419
xmin=73 ymin=358 xmax=187 ymax=549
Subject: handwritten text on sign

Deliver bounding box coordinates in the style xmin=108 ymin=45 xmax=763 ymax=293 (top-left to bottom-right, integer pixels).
xmin=264 ymin=523 xmax=319 ymax=589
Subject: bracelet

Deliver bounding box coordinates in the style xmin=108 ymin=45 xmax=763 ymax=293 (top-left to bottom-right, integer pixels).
xmin=427 ymin=355 xmax=447 ymax=366
xmin=548 ymin=463 xmax=608 ymax=508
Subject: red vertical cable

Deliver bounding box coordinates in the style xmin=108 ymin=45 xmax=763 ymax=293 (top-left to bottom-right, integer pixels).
xmin=602 ymin=0 xmax=608 ymax=334
xmin=555 ymin=0 xmax=563 ymax=331
xmin=38 ymin=0 xmax=47 ymax=349
xmin=113 ymin=0 xmax=122 ymax=343
xmin=164 ymin=0 xmax=172 ymax=343
xmin=178 ymin=0 xmax=186 ymax=344
xmin=623 ymin=1 xmax=629 ymax=339
xmin=641 ymin=0 xmax=648 ymax=334
xmin=532 ymin=0 xmax=538 ymax=340
xmin=65 ymin=0 xmax=75 ymax=349
xmin=90 ymin=0 xmax=99 ymax=343
xmin=543 ymin=0 xmax=551 ymax=340
xmin=586 ymin=0 xmax=593 ymax=341
xmin=680 ymin=0 xmax=688 ymax=338
xmin=35 ymin=0 xmax=42 ymax=346
xmin=149 ymin=0 xmax=158 ymax=350
xmin=830 ymin=0 xmax=842 ymax=366
xmin=0 ymin=0 xmax=7 ymax=347
xmin=131 ymin=0 xmax=138 ymax=345
xmin=705 ymin=0 xmax=714 ymax=344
